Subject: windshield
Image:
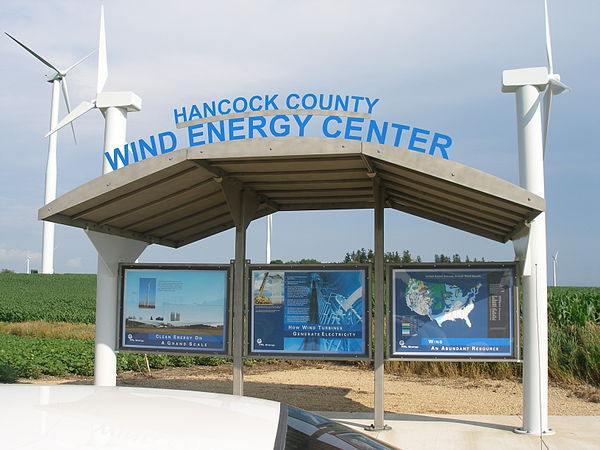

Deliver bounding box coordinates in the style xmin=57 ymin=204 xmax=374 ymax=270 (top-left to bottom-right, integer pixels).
xmin=275 ymin=404 xmax=397 ymax=450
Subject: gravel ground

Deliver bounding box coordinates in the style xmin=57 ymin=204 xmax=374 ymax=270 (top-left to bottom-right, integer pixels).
xmin=19 ymin=362 xmax=600 ymax=415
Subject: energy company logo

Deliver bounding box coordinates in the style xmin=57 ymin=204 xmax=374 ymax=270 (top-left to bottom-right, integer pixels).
xmin=104 ymin=93 xmax=454 ymax=171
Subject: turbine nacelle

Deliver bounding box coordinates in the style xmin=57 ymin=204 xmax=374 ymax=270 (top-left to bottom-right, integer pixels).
xmin=501 ymin=66 xmax=569 ymax=93
xmin=45 ymin=91 xmax=141 ymax=137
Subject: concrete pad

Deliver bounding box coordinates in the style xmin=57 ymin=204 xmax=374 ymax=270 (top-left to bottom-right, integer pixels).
xmin=317 ymin=412 xmax=600 ymax=450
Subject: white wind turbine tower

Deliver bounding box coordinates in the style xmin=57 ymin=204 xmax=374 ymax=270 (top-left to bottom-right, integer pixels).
xmin=502 ymin=0 xmax=570 ymax=436
xmin=5 ymin=33 xmax=94 ymax=274
xmin=552 ymin=251 xmax=558 ymax=287
xmin=48 ymin=6 xmax=146 ymax=387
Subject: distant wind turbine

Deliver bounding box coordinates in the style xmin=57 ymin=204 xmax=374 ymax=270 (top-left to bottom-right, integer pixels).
xmin=266 ymin=214 xmax=272 ymax=263
xmin=552 ymin=252 xmax=558 ymax=287
xmin=5 ymin=32 xmax=94 ymax=274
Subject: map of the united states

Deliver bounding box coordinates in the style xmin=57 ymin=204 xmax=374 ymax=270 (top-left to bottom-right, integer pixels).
xmin=405 ymin=278 xmax=482 ymax=327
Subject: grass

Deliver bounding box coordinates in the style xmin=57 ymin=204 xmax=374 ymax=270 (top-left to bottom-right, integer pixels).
xmin=0 ymin=321 xmax=95 ymax=340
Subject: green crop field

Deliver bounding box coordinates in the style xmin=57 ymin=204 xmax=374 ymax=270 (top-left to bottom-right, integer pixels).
xmin=548 ymin=287 xmax=600 ymax=325
xmin=0 ymin=333 xmax=226 ymax=381
xmin=0 ymin=273 xmax=95 ymax=323
xmin=547 ymin=287 xmax=600 ymax=385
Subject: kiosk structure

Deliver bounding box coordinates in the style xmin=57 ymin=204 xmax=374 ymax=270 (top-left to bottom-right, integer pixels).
xmin=39 ymin=135 xmax=546 ymax=432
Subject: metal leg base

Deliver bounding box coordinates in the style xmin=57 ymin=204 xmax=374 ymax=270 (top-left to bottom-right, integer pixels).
xmin=364 ymin=424 xmax=392 ymax=432
xmin=514 ymin=427 xmax=555 ymax=436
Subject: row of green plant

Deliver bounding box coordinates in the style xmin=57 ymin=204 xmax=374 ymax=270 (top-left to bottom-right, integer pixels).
xmin=2 ymin=322 xmax=597 ymax=386
xmin=548 ymin=320 xmax=600 ymax=386
xmin=0 ymin=333 xmax=227 ymax=382
xmin=381 ymin=321 xmax=600 ymax=386
xmin=547 ymin=287 xmax=600 ymax=326
xmin=0 ymin=273 xmax=96 ymax=323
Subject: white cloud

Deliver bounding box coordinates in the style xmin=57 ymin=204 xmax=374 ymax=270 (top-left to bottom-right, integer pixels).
xmin=66 ymin=257 xmax=82 ymax=269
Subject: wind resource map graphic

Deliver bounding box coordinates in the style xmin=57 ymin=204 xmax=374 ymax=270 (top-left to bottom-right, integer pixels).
xmin=392 ymin=267 xmax=515 ymax=358
xmin=405 ymin=278 xmax=481 ymax=327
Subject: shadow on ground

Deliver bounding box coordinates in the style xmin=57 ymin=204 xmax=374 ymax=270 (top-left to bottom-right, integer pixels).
xmin=52 ymin=374 xmax=371 ymax=412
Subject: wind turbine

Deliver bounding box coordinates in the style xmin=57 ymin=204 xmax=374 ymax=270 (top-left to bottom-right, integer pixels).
xmin=5 ymin=33 xmax=94 ymax=274
xmin=47 ymin=6 xmax=144 ymax=388
xmin=47 ymin=6 xmax=141 ymax=175
xmin=266 ymin=214 xmax=272 ymax=263
xmin=552 ymin=251 xmax=558 ymax=287
xmin=501 ymin=0 xmax=569 ymax=436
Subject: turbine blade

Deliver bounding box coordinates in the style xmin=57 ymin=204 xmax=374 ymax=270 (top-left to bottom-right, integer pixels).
xmin=549 ymin=78 xmax=571 ymax=94
xmin=60 ymin=78 xmax=73 ymax=113
xmin=5 ymin=32 xmax=61 ymax=74
xmin=64 ymin=49 xmax=96 ymax=75
xmin=96 ymin=5 xmax=108 ymax=94
xmin=60 ymin=79 xmax=77 ymax=144
xmin=45 ymin=100 xmax=95 ymax=137
xmin=542 ymin=87 xmax=552 ymax=158
xmin=544 ymin=0 xmax=554 ymax=74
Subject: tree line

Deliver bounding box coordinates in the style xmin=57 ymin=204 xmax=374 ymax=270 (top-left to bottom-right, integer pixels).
xmin=270 ymin=248 xmax=486 ymax=265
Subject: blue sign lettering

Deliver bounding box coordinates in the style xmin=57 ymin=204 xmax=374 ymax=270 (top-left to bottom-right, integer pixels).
xmin=110 ymin=93 xmax=454 ymax=169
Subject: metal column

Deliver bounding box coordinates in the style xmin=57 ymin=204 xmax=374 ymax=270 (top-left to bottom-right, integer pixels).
xmin=232 ymin=220 xmax=246 ymax=395
xmin=221 ymin=179 xmax=259 ymax=396
xmin=367 ymin=177 xmax=390 ymax=431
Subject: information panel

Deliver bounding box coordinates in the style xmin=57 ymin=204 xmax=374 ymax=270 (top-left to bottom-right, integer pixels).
xmin=118 ymin=264 xmax=230 ymax=355
xmin=389 ymin=264 xmax=517 ymax=360
xmin=249 ymin=266 xmax=369 ymax=359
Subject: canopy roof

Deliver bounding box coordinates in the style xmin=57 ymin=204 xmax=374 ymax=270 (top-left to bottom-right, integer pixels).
xmin=39 ymin=137 xmax=544 ymax=247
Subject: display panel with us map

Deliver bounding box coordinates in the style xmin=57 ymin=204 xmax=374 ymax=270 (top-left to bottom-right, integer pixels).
xmin=389 ymin=264 xmax=517 ymax=360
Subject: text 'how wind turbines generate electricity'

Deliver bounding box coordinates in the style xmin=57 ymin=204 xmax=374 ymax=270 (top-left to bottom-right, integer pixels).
xmin=4 ymin=32 xmax=94 ymax=274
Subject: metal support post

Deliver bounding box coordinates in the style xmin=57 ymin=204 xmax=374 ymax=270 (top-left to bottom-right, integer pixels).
xmin=221 ymin=179 xmax=259 ymax=396
xmin=233 ymin=219 xmax=246 ymax=396
xmin=366 ymin=177 xmax=390 ymax=431
xmin=87 ymin=231 xmax=147 ymax=386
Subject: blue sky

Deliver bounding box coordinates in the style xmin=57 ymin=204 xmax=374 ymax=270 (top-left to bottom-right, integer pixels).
xmin=0 ymin=1 xmax=598 ymax=286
